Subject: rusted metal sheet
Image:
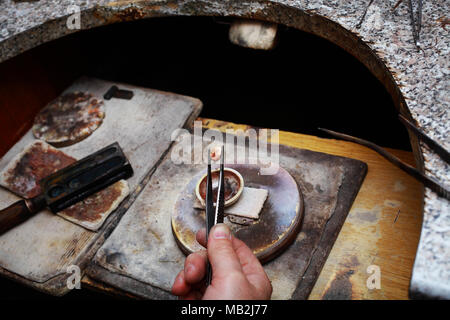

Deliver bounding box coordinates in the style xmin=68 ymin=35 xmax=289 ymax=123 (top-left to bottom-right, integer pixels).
xmin=0 ymin=139 xmax=130 ymax=231
xmin=172 ymin=164 xmax=303 ymax=263
xmin=58 ymin=180 xmax=130 ymax=231
xmin=0 ymin=77 xmax=202 ymax=295
xmin=0 ymin=141 xmax=76 ymax=198
xmin=88 ymin=137 xmax=366 ymax=300
xmin=32 ymin=92 xmax=105 ymax=147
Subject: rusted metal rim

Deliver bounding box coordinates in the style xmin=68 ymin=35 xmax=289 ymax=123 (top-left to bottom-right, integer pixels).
xmin=195 ymin=167 xmax=244 ymax=208
xmin=256 ymin=178 xmax=304 ymax=264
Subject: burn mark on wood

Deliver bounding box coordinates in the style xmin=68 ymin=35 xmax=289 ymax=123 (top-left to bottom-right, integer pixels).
xmin=322 ymin=256 xmax=359 ymax=300
xmin=322 ymin=269 xmax=355 ymax=300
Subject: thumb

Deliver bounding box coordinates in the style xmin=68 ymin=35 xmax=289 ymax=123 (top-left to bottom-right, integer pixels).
xmin=207 ymin=224 xmax=243 ymax=280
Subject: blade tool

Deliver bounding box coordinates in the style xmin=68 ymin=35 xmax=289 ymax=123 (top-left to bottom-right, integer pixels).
xmin=0 ymin=142 xmax=133 ymax=235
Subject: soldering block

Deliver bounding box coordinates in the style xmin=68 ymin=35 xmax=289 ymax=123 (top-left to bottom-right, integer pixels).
xmin=194 ymin=186 xmax=268 ymax=220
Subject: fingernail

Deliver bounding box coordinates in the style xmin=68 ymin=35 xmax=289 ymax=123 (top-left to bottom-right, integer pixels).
xmin=213 ymin=224 xmax=231 ymax=240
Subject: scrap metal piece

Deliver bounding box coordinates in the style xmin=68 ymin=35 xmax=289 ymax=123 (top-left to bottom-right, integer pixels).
xmin=226 ymin=214 xmax=254 ymax=226
xmin=193 ymin=186 xmax=268 ymax=220
xmin=32 ymin=91 xmax=105 ymax=147
xmin=58 ymin=179 xmax=129 ymax=231
xmin=224 ymin=187 xmax=268 ymax=220
xmin=229 ymin=19 xmax=278 ymax=50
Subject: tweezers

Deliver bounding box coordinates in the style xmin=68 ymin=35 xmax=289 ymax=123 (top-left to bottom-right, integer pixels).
xmin=205 ymin=145 xmax=225 ymax=285
xmin=319 ymin=116 xmax=450 ymax=200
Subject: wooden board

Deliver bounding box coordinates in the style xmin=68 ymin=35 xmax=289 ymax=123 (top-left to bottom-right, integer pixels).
xmin=0 ymin=78 xmax=202 ymax=295
xmin=87 ymin=131 xmax=366 ymax=299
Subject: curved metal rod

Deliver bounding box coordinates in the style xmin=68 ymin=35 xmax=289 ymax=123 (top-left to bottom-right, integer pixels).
xmin=318 ymin=128 xmax=450 ymax=200
xmin=399 ymin=114 xmax=450 ymax=164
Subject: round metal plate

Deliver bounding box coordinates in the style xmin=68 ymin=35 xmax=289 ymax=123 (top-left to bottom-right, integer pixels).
xmin=171 ymin=164 xmax=304 ymax=263
xmin=32 ymin=91 xmax=105 ymax=147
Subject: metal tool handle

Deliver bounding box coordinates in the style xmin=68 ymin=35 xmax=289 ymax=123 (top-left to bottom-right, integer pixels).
xmin=0 ymin=195 xmax=45 ymax=236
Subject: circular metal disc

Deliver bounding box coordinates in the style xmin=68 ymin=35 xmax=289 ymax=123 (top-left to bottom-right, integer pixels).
xmin=172 ymin=164 xmax=304 ymax=264
xmin=32 ymin=91 xmax=105 ymax=147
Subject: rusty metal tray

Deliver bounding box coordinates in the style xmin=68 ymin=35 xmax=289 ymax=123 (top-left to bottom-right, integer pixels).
xmin=87 ymin=138 xmax=367 ymax=299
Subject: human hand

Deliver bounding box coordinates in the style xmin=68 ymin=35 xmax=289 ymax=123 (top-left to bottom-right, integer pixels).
xmin=171 ymin=223 xmax=272 ymax=300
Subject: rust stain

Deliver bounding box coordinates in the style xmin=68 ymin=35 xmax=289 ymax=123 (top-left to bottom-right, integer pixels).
xmin=173 ymin=163 xmax=302 ymax=264
xmin=112 ymin=6 xmax=146 ymax=21
xmin=60 ymin=181 xmax=123 ymax=222
xmin=167 ymin=2 xmax=178 ymax=10
xmin=4 ymin=141 xmax=76 ymax=198
xmin=198 ymin=170 xmax=241 ymax=203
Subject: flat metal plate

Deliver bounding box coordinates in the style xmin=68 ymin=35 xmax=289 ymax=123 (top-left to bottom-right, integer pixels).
xmin=32 ymin=91 xmax=105 ymax=147
xmin=172 ymin=164 xmax=303 ymax=263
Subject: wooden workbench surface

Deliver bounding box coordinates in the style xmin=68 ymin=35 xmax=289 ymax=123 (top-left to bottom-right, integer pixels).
xmin=83 ymin=118 xmax=423 ymax=300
